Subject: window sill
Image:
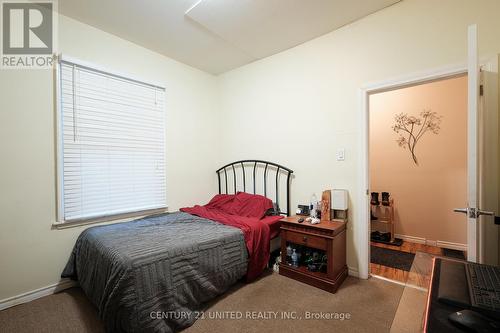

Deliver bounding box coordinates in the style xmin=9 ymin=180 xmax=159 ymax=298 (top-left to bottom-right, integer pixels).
xmin=51 ymin=207 xmax=169 ymax=230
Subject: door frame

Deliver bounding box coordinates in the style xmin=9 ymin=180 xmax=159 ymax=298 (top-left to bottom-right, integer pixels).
xmin=357 ymin=64 xmax=468 ymax=279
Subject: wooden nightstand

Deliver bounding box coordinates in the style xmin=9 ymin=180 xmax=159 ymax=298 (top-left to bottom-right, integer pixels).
xmin=279 ymin=215 xmax=348 ymax=293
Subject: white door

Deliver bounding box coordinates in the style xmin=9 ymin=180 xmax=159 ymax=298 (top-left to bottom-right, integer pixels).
xmin=454 ymin=24 xmax=496 ymax=263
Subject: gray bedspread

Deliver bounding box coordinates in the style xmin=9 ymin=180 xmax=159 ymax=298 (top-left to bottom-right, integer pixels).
xmin=62 ymin=212 xmax=248 ymax=332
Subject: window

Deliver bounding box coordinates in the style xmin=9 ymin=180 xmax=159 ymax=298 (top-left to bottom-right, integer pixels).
xmin=57 ymin=58 xmax=166 ymax=222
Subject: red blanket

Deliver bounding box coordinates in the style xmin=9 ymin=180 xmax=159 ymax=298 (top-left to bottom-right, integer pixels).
xmin=181 ymin=193 xmax=281 ymax=281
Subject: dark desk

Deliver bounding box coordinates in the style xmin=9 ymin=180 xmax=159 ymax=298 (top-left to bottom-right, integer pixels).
xmin=424 ymin=258 xmax=468 ymax=332
xmin=423 ymin=257 xmax=500 ymax=332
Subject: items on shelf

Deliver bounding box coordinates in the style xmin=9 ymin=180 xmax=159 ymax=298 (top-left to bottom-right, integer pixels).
xmin=296 ymin=204 xmax=310 ymax=216
xmin=381 ymin=192 xmax=391 ymax=206
xmin=305 ymin=216 xmax=321 ymax=224
xmin=332 ymin=189 xmax=348 ymax=221
xmin=371 ymin=191 xmax=391 ymax=206
xmin=308 ymin=192 xmax=324 ymax=220
xmin=370 ymin=194 xmax=402 ymax=246
xmin=310 ymin=193 xmax=318 ymax=218
xmin=321 ymin=190 xmax=331 ymax=220
xmin=371 ymin=230 xmax=391 ymax=243
xmin=285 ymin=242 xmax=328 ymax=273
xmin=305 ymin=252 xmax=328 ymax=273
xmin=291 ymin=249 xmax=298 ymax=267
xmin=371 ymin=191 xmax=391 ymax=207
xmin=297 ymin=189 xmax=349 ymax=224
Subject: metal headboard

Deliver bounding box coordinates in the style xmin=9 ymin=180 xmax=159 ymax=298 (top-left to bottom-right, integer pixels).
xmin=216 ymin=160 xmax=294 ymax=216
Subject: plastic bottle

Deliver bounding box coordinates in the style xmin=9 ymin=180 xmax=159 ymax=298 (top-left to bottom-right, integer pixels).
xmin=291 ymin=249 xmax=298 ymax=267
xmin=310 ymin=193 xmax=317 ymax=218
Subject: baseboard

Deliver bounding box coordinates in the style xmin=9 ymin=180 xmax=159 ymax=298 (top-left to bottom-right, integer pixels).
xmin=436 ymin=240 xmax=467 ymax=251
xmin=0 ymin=279 xmax=78 ymax=311
xmin=348 ymin=266 xmax=360 ymax=278
xmin=424 ymin=239 xmax=436 ymax=247
xmin=395 ymin=234 xmax=466 ymax=251
xmin=394 ymin=234 xmax=426 ymax=244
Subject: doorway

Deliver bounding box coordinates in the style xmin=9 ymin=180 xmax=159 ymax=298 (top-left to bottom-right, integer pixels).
xmin=367 ymin=74 xmax=468 ymax=285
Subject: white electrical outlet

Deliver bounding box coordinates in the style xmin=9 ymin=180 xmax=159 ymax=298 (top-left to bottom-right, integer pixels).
xmin=336 ymin=148 xmax=345 ymax=161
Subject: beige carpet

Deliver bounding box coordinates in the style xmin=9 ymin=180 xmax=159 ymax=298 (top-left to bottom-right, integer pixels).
xmin=390 ymin=287 xmax=427 ymax=333
xmin=0 ymin=273 xmax=405 ymax=333
xmin=0 ymin=287 xmax=104 ymax=333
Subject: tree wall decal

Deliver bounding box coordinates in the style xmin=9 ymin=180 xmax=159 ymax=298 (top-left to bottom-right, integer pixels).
xmin=392 ymin=110 xmax=442 ymax=165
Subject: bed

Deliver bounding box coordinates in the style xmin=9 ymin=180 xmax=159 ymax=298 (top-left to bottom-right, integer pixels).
xmin=62 ymin=160 xmax=293 ymax=333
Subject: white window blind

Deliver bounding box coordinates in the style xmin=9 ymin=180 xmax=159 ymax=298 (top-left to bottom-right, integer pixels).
xmin=58 ymin=60 xmax=166 ymax=222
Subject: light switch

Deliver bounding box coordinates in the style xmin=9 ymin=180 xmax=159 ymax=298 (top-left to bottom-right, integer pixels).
xmin=336 ymin=148 xmax=345 ymax=161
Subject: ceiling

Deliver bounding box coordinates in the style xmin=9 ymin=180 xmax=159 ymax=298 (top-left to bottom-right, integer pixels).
xmin=58 ymin=0 xmax=401 ymax=75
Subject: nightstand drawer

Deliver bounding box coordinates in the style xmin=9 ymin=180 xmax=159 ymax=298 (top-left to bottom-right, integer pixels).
xmin=285 ymin=230 xmax=327 ymax=250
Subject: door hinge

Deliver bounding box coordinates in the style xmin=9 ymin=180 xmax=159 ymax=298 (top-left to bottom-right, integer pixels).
xmin=480 ymin=85 xmax=484 ymax=96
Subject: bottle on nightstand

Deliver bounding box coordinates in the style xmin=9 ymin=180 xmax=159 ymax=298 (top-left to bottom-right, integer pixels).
xmin=310 ymin=193 xmax=317 ymax=218
xmin=291 ymin=249 xmax=298 ymax=267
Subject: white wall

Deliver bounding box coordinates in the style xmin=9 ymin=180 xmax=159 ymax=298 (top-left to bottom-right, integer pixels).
xmin=217 ymin=0 xmax=500 ymax=273
xmin=0 ymin=15 xmax=220 ymax=301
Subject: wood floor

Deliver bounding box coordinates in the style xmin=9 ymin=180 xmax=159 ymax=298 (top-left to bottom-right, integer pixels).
xmin=370 ymin=241 xmax=453 ymax=289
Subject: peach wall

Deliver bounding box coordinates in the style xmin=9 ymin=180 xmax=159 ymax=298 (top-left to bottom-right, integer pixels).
xmin=369 ymin=75 xmax=468 ymax=245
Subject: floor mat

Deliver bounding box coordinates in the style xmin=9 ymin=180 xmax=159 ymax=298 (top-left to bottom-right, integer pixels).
xmin=442 ymin=248 xmax=466 ymax=260
xmin=371 ymin=245 xmax=415 ymax=271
